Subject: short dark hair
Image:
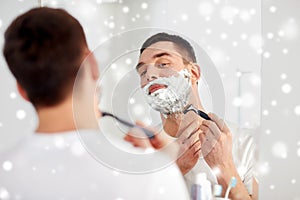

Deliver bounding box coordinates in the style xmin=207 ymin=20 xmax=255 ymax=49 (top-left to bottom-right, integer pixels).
xmin=3 ymin=7 xmax=87 ymax=107
xmin=140 ymin=32 xmax=197 ymax=63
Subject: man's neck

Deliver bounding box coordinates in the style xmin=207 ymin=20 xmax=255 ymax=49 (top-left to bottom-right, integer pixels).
xmin=162 ymin=87 xmax=205 ymax=137
xmin=35 ymin=96 xmax=76 ymax=133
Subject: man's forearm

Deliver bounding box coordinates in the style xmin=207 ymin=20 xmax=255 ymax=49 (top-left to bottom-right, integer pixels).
xmin=217 ymin=164 xmax=252 ymax=200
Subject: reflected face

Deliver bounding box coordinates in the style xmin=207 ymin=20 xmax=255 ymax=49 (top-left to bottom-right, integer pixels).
xmin=137 ymin=41 xmax=189 ymax=89
xmin=136 ymin=41 xmax=194 ymax=115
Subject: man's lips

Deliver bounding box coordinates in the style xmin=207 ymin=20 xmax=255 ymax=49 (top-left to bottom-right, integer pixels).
xmin=148 ymin=84 xmax=167 ymax=94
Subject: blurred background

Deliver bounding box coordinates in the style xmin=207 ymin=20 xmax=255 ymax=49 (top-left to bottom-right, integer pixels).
xmin=0 ymin=0 xmax=299 ymax=199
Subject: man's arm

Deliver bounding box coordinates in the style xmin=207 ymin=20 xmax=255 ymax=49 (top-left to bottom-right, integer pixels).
xmin=199 ymin=113 xmax=256 ymax=200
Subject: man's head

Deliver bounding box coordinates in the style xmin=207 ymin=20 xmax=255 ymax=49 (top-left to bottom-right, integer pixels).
xmin=3 ymin=7 xmax=89 ymax=108
xmin=135 ymin=32 xmax=203 ymax=121
xmin=137 ymin=32 xmax=200 ymax=89
xmin=137 ymin=33 xmax=204 ymax=133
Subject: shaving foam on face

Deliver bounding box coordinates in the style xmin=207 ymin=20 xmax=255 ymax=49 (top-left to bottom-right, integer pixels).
xmin=143 ymin=69 xmax=191 ymax=115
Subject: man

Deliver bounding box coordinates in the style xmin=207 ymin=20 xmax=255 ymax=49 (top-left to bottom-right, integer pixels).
xmin=0 ymin=8 xmax=190 ymax=199
xmin=130 ymin=33 xmax=258 ymax=200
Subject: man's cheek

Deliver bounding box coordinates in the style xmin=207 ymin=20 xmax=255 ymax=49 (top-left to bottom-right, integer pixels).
xmin=140 ymin=79 xmax=147 ymax=88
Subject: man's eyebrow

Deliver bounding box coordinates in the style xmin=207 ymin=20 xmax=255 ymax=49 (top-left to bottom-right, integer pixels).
xmin=136 ymin=52 xmax=173 ymax=70
xmin=136 ymin=62 xmax=145 ymax=70
xmin=153 ymin=52 xmax=172 ymax=59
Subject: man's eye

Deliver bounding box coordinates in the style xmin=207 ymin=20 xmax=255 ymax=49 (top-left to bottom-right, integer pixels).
xmin=140 ymin=70 xmax=147 ymax=76
xmin=157 ymin=63 xmax=170 ymax=68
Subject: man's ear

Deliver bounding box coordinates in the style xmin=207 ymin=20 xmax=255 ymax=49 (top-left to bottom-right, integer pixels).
xmin=190 ymin=63 xmax=201 ymax=85
xmin=16 ymin=82 xmax=30 ymax=102
xmin=88 ymin=53 xmax=99 ymax=81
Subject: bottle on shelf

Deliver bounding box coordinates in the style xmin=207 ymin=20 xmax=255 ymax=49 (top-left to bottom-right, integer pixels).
xmin=191 ymin=173 xmax=213 ymax=200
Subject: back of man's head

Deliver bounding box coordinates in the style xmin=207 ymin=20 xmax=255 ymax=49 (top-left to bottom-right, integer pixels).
xmin=140 ymin=32 xmax=197 ymax=63
xmin=3 ymin=7 xmax=87 ymax=108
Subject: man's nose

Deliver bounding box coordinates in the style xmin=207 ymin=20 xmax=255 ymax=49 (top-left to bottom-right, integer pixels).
xmin=145 ymin=65 xmax=159 ymax=82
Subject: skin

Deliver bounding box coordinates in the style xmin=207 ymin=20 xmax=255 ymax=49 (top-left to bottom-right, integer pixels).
xmin=130 ymin=41 xmax=258 ymax=200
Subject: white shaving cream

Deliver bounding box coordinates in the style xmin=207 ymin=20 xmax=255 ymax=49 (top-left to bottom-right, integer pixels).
xmin=143 ymin=69 xmax=191 ymax=115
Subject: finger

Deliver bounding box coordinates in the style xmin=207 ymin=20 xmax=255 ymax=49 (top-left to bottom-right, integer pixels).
xmin=199 ymin=124 xmax=209 ymax=133
xmin=200 ymin=130 xmax=216 ymax=157
xmin=179 ymin=134 xmax=201 ymax=156
xmin=124 ymin=134 xmax=132 ymax=142
xmin=181 ymin=127 xmax=201 ymax=145
xmin=128 ymin=135 xmax=152 ymax=148
xmin=193 ymin=147 xmax=202 ymax=156
xmin=185 ymin=127 xmax=200 ymax=142
xmin=149 ymin=131 xmax=171 ymax=149
xmin=198 ymin=128 xmax=217 ymax=146
xmin=189 ymin=138 xmax=201 ymax=150
xmin=198 ymin=131 xmax=206 ymax=144
xmin=207 ymin=113 xmax=229 ymax=132
xmin=124 ymin=130 xmax=137 ymax=140
xmin=201 ymin=120 xmax=221 ymax=140
xmin=124 ymin=135 xmax=141 ymax=147
xmin=179 ymin=141 xmax=201 ymax=159
xmin=190 ymin=138 xmax=201 ymax=154
xmin=180 ymin=131 xmax=199 ymax=150
xmin=199 ymin=126 xmax=214 ymax=142
xmin=197 ymin=131 xmax=208 ymax=157
xmin=178 ymin=119 xmax=200 ymax=143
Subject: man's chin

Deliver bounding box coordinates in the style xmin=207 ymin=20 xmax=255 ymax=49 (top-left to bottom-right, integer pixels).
xmin=164 ymin=112 xmax=183 ymax=120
